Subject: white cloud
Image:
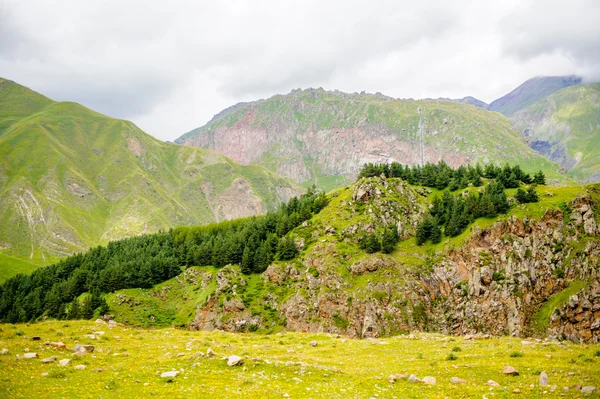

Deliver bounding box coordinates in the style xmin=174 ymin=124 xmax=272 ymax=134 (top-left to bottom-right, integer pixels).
xmin=0 ymin=0 xmax=598 ymax=141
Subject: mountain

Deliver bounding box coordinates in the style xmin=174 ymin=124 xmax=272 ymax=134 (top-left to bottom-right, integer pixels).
xmin=176 ymin=88 xmax=564 ymax=191
xmin=3 ymin=171 xmax=599 ymax=344
xmin=510 ymin=82 xmax=600 ymax=182
xmin=0 ymin=78 xmax=298 ymax=280
xmin=487 ymin=75 xmax=582 ymax=116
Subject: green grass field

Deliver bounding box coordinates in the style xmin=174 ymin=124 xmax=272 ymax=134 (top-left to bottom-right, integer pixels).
xmin=0 ymin=320 xmax=598 ymax=398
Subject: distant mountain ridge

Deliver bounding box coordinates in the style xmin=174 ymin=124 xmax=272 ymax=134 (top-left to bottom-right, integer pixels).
xmin=487 ymin=75 xmax=582 ymax=116
xmin=176 ymin=88 xmax=564 ymax=191
xmin=0 ymin=78 xmax=298 ymax=280
xmin=509 ymin=82 xmax=600 ymax=182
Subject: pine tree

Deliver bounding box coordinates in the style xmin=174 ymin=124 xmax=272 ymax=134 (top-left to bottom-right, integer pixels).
xmin=381 ymin=228 xmax=399 ymax=254
xmin=533 ymin=170 xmax=546 ymax=185
xmin=81 ymin=298 xmax=94 ymax=319
xmin=241 ymin=246 xmax=253 ymax=274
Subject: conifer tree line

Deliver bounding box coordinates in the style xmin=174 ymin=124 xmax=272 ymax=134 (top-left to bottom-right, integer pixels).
xmin=416 ymin=182 xmax=510 ymax=245
xmin=0 ymin=188 xmax=327 ymax=323
xmin=358 ymin=160 xmax=546 ymax=190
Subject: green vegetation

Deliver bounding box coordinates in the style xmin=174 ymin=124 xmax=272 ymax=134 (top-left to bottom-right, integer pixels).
xmin=177 ymin=87 xmax=566 ymax=190
xmin=358 ymin=160 xmax=544 ymax=191
xmin=1 ymin=320 xmax=599 ymax=398
xmin=511 ymin=82 xmax=600 ymax=182
xmin=0 ymin=78 xmax=298 ymax=282
xmin=531 ymin=280 xmax=588 ymax=334
xmin=0 ymin=188 xmax=326 ymax=323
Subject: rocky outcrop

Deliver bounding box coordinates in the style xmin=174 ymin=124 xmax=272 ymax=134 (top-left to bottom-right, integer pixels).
xmin=549 ymin=281 xmax=600 ymax=343
xmin=183 ymin=186 xmax=599 ymax=343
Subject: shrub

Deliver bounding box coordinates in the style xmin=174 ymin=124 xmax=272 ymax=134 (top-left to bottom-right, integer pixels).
xmin=446 ymin=352 xmax=458 ymax=361
xmin=452 ymin=346 xmax=461 ymax=352
xmin=509 ymin=351 xmax=523 ymax=358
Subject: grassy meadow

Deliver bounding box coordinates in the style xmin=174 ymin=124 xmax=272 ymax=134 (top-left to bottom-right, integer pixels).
xmin=1 ymin=320 xmax=599 ymax=398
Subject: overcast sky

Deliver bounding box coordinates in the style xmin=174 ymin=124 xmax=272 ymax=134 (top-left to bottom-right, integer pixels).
xmin=1 ymin=0 xmax=599 ymax=141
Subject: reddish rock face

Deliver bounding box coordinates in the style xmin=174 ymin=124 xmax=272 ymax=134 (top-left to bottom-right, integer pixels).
xmin=177 ymin=89 xmax=547 ymax=187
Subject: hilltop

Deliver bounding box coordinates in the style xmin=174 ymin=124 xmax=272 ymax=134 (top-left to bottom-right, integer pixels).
xmin=0 ymin=78 xmax=298 ymax=280
xmin=487 ymin=75 xmax=582 ymax=116
xmin=3 ymin=166 xmax=598 ymax=344
xmin=176 ymin=88 xmax=564 ymax=191
xmin=510 ymin=82 xmax=600 ymax=182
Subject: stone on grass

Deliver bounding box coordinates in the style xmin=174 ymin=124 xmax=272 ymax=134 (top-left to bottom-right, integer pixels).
xmin=388 ymin=374 xmax=407 ymax=383
xmin=59 ymin=359 xmax=72 ymax=367
xmin=582 ymin=386 xmax=596 ymax=394
xmin=95 ymin=319 xmax=106 ymax=324
xmin=309 ymin=341 xmax=318 ymax=347
xmin=227 ymin=355 xmax=243 ymax=366
xmin=450 ymin=377 xmax=466 ymax=384
xmin=161 ymin=371 xmax=178 ymax=380
xmin=41 ymin=372 xmax=49 ymax=377
xmin=487 ymin=380 xmax=500 ymax=387
xmin=407 ymin=374 xmax=421 ymax=383
xmin=23 ymin=353 xmax=38 ymax=359
xmin=207 ymin=347 xmax=215 ymax=357
xmin=41 ymin=356 xmax=58 ymax=363
xmin=503 ymin=366 xmax=519 ymax=376
xmin=422 ymin=376 xmax=436 ymax=385
xmin=92 ymin=368 xmax=103 ymax=373
xmin=75 ymin=365 xmax=86 ymax=370
xmin=50 ymin=342 xmax=66 ymax=350
xmin=1 ymin=349 xmax=8 ymax=355
xmin=539 ymin=371 xmax=548 ymax=386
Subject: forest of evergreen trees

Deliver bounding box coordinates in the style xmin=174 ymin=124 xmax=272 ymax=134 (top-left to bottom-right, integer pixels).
xmin=358 ymin=160 xmax=546 ymax=190
xmin=416 ymin=182 xmax=511 ymax=245
xmin=0 ymin=188 xmax=327 ymax=323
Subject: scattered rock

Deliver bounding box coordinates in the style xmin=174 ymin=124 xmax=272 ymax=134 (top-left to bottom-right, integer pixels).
xmin=23 ymin=353 xmax=38 ymax=359
xmin=95 ymin=319 xmax=107 ymax=324
xmin=309 ymin=341 xmax=318 ymax=347
xmin=582 ymin=386 xmax=596 ymax=394
xmin=41 ymin=356 xmax=58 ymax=363
xmin=59 ymin=359 xmax=72 ymax=367
xmin=388 ymin=374 xmax=407 ymax=383
xmin=503 ymin=366 xmax=519 ymax=376
xmin=450 ymin=377 xmax=466 ymax=384
xmin=207 ymin=347 xmax=215 ymax=357
xmin=50 ymin=342 xmax=66 ymax=350
xmin=422 ymin=376 xmax=436 ymax=385
xmin=41 ymin=372 xmax=49 ymax=377
xmin=160 ymin=371 xmax=178 ymax=380
xmin=487 ymin=380 xmax=500 ymax=387
xmin=92 ymin=368 xmax=103 ymax=373
xmin=227 ymin=355 xmax=243 ymax=366
xmin=1 ymin=349 xmax=8 ymax=355
xmin=539 ymin=371 xmax=548 ymax=386
xmin=407 ymin=374 xmax=421 ymax=383
xmin=75 ymin=365 xmax=86 ymax=370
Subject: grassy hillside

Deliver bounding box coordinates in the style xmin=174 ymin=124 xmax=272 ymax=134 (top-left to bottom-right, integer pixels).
xmin=488 ymin=75 xmax=582 ymax=116
xmin=0 ymin=78 xmax=298 ymax=281
xmin=177 ymin=88 xmax=565 ymax=190
xmin=1 ymin=320 xmax=599 ymax=398
xmin=510 ymin=83 xmax=600 ymax=182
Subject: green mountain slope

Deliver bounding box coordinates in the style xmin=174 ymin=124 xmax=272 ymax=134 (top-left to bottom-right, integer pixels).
xmin=176 ymin=88 xmax=565 ymax=191
xmin=0 ymin=78 xmax=298 ymax=279
xmin=487 ymin=75 xmax=582 ymax=116
xmin=510 ymin=82 xmax=600 ymax=182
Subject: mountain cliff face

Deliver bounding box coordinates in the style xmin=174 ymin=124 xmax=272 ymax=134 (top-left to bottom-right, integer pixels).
xmin=509 ymin=82 xmax=600 ymax=182
xmin=487 ymin=75 xmax=582 ymax=116
xmin=109 ymin=177 xmax=600 ymax=343
xmin=0 ymin=78 xmax=298 ymax=278
xmin=176 ymin=88 xmax=563 ymax=191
